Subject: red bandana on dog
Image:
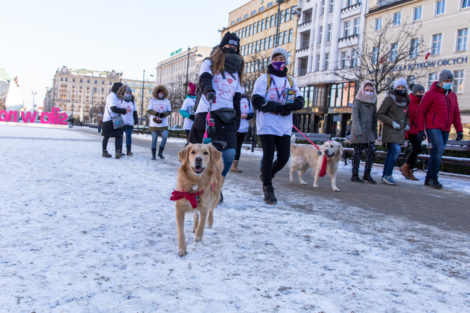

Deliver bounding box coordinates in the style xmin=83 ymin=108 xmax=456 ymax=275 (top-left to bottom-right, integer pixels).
xmin=170 ymin=190 xmax=203 ymax=209
xmin=319 ymin=154 xmax=328 ymax=178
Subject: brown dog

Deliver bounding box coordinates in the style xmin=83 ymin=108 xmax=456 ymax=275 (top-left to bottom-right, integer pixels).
xmin=173 ymin=143 xmax=224 ymax=256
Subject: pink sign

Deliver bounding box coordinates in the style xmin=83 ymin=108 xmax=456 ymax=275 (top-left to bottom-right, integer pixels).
xmin=0 ymin=108 xmax=68 ymax=125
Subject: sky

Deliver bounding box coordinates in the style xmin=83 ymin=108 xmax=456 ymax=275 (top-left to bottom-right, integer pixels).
xmin=0 ymin=0 xmax=248 ymax=107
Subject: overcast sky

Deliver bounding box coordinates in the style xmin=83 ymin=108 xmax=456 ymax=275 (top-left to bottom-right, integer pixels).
xmin=0 ymin=0 xmax=247 ymax=107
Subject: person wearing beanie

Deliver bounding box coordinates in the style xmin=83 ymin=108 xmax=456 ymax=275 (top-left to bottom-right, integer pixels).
xmin=117 ymin=85 xmax=138 ymax=156
xmin=377 ymin=78 xmax=410 ymax=185
xmin=400 ymin=83 xmax=425 ymax=180
xmin=231 ymin=92 xmax=254 ymax=173
xmin=188 ymin=31 xmax=244 ymax=203
xmin=251 ymin=47 xmax=305 ymax=204
xmin=179 ymin=82 xmax=197 ymax=140
xmin=102 ymin=82 xmax=129 ymax=159
xmin=417 ymin=69 xmax=463 ymax=189
xmin=148 ymin=85 xmax=171 ymax=160
xmin=350 ymin=80 xmax=378 ymax=184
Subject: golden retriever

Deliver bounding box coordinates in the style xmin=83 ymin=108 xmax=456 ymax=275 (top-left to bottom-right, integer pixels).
xmin=174 ymin=143 xmax=224 ymax=256
xmin=289 ymin=138 xmax=344 ymax=192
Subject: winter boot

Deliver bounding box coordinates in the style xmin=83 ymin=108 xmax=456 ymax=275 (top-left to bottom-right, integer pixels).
xmin=408 ymin=168 xmax=419 ymax=181
xmin=351 ymin=174 xmax=364 ymax=183
xmin=102 ymin=150 xmax=112 ymax=158
xmin=126 ymin=146 xmax=133 ymax=157
xmin=115 ymin=150 xmax=124 ymax=159
xmin=263 ymin=185 xmax=277 ymax=205
xmin=427 ymin=177 xmax=442 ymax=189
xmin=424 ymin=176 xmax=430 ymax=185
xmin=158 ymin=146 xmax=165 ymax=159
xmin=400 ymin=163 xmax=411 ymax=179
xmin=151 ymin=148 xmax=156 ymax=160
xmin=231 ymin=160 xmax=242 ymax=173
xmin=363 ymin=172 xmax=376 ymax=184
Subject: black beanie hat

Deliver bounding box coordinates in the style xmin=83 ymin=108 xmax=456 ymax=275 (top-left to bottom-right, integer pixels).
xmin=219 ymin=32 xmax=240 ymax=52
xmin=111 ymin=82 xmax=123 ymax=93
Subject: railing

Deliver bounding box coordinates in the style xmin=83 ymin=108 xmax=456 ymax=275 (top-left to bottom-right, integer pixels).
xmin=341 ymin=2 xmax=361 ymax=14
xmin=338 ymin=34 xmax=359 ymax=43
xmin=298 ymin=20 xmax=312 ymax=28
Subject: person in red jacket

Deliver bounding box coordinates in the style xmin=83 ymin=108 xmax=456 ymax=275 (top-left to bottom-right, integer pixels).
xmin=400 ymin=84 xmax=425 ymax=181
xmin=417 ymin=69 xmax=463 ymax=189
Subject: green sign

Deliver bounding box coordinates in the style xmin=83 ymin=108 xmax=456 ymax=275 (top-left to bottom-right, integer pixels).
xmin=170 ymin=48 xmax=183 ymax=57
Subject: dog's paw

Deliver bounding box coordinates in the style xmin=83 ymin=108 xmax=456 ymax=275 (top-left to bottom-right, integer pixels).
xmin=313 ymin=183 xmax=319 ymax=188
xmin=195 ymin=235 xmax=203 ymax=242
xmin=178 ymin=248 xmax=187 ymax=257
xmin=300 ymin=180 xmax=307 ymax=185
xmin=333 ymin=187 xmax=340 ymax=192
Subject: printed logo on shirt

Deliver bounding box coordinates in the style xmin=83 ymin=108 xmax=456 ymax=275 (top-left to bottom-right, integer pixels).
xmin=214 ymin=75 xmax=237 ymax=100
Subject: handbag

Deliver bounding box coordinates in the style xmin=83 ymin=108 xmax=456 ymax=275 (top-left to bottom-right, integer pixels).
xmin=212 ymin=108 xmax=237 ymax=124
xmin=108 ymin=106 xmax=125 ymax=129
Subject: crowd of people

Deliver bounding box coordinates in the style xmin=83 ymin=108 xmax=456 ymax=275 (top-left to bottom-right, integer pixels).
xmin=98 ymin=31 xmax=464 ymax=204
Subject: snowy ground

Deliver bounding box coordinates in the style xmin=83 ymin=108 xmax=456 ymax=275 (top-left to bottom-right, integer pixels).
xmin=1 ymin=125 xmax=469 ymax=313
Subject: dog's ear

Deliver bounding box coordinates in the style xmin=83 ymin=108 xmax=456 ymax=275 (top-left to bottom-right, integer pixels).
xmin=209 ymin=144 xmax=221 ymax=162
xmin=178 ymin=145 xmax=190 ymax=163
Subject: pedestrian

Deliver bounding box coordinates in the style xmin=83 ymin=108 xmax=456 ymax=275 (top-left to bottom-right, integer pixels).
xmin=350 ymin=80 xmax=378 ymax=184
xmin=147 ymin=85 xmax=171 ymax=160
xmin=118 ymin=85 xmax=138 ymax=156
xmin=231 ymin=94 xmax=254 ymax=173
xmin=102 ymin=82 xmax=129 ymax=159
xmin=417 ymin=69 xmax=463 ymax=189
xmin=251 ymin=47 xmax=305 ymax=204
xmin=179 ymin=82 xmax=197 ymax=141
xmin=400 ymin=84 xmax=425 ymax=180
xmin=377 ymin=78 xmax=410 ymax=185
xmin=97 ymin=113 xmax=103 ymax=133
xmin=188 ymin=32 xmax=244 ymax=180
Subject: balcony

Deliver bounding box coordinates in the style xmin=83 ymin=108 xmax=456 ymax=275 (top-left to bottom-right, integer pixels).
xmin=338 ymin=34 xmax=359 ymax=49
xmin=340 ymin=3 xmax=361 ymax=19
xmin=298 ymin=20 xmax=312 ymax=32
xmin=295 ymin=47 xmax=309 ymax=58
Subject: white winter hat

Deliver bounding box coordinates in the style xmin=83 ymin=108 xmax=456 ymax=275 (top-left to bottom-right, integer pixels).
xmin=393 ymin=78 xmax=408 ymax=90
xmin=271 ymin=47 xmax=288 ymax=61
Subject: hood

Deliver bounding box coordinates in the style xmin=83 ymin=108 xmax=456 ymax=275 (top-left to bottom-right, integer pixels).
xmin=409 ymin=93 xmax=422 ymax=104
xmin=430 ymin=81 xmax=448 ymax=94
xmin=152 ymin=85 xmax=169 ymax=99
xmin=387 ymin=89 xmax=409 ymax=107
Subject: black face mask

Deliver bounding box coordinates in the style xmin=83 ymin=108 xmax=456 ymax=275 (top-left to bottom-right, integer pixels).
xmin=395 ymin=89 xmax=407 ymax=97
xmin=224 ymin=53 xmax=243 ymax=74
xmin=415 ymin=94 xmax=423 ymax=99
xmin=223 ymin=47 xmax=237 ymax=54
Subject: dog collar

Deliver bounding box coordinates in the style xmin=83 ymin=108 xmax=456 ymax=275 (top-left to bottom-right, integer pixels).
xmin=170 ymin=189 xmax=203 ymax=209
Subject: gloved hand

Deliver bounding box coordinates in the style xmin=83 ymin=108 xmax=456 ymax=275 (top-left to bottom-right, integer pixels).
xmin=456 ymin=131 xmax=463 ymax=141
xmin=206 ymin=91 xmax=216 ymax=102
xmin=405 ymin=125 xmax=410 ymax=132
xmin=279 ymin=105 xmax=291 ymax=116
xmin=189 ymin=114 xmax=195 ymax=121
xmin=392 ymin=121 xmax=400 ymax=130
xmin=264 ymin=101 xmax=281 ymax=114
xmin=417 ymin=131 xmax=426 ymax=141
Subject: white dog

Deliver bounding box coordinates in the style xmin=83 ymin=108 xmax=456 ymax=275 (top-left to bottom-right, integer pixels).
xmin=289 ymin=137 xmax=344 ymax=192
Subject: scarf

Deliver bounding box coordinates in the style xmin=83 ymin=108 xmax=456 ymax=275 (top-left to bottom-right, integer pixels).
xmin=355 ymin=80 xmax=377 ymax=104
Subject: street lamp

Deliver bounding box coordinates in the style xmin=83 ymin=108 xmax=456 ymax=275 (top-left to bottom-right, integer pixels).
xmin=274 ymin=0 xmax=285 ymax=47
xmin=141 ymin=69 xmax=155 ymax=125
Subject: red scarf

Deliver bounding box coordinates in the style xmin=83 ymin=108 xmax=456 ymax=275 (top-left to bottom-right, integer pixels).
xmin=170 ymin=190 xmax=203 ymax=209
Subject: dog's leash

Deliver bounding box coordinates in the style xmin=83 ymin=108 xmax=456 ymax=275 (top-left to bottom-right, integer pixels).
xmin=292 ymin=124 xmax=328 ymax=178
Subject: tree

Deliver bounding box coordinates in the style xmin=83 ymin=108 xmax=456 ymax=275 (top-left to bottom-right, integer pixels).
xmin=336 ymin=18 xmax=427 ymax=94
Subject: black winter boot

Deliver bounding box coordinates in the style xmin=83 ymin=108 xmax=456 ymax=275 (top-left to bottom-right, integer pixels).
xmin=126 ymin=146 xmax=133 ymax=157
xmin=363 ymin=172 xmax=376 ymax=184
xmin=158 ymin=146 xmax=165 ymax=159
xmin=427 ymin=177 xmax=443 ymax=189
xmin=102 ymin=150 xmax=112 ymax=158
xmin=351 ymin=174 xmax=364 ymax=183
xmin=151 ymin=148 xmax=156 ymax=160
xmin=263 ymin=185 xmax=277 ymax=205
xmin=115 ymin=150 xmax=123 ymax=159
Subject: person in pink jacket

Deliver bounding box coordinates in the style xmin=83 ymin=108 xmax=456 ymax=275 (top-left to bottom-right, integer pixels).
xmin=417 ymin=69 xmax=463 ymax=189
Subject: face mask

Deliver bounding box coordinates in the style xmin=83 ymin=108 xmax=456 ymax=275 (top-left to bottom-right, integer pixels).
xmin=395 ymin=89 xmax=406 ymax=96
xmin=364 ymin=91 xmax=374 ymax=96
xmin=415 ymin=94 xmax=423 ymax=99
xmin=224 ymin=53 xmax=243 ymax=74
xmin=124 ymin=94 xmax=132 ymax=101
xmin=158 ymin=93 xmax=164 ymax=99
xmin=272 ymin=61 xmax=286 ymax=71
xmin=223 ymin=47 xmax=237 ymax=54
xmin=442 ymin=83 xmax=453 ymax=90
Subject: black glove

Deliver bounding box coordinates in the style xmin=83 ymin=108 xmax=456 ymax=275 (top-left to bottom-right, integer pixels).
xmin=206 ymin=91 xmax=216 ymax=102
xmin=279 ymin=105 xmax=291 ymax=116
xmin=417 ymin=131 xmax=426 ymax=141
xmin=456 ymin=131 xmax=463 ymax=141
xmin=189 ymin=114 xmax=195 ymax=121
xmin=264 ymin=101 xmax=281 ymax=114
xmin=246 ymin=112 xmax=254 ymax=120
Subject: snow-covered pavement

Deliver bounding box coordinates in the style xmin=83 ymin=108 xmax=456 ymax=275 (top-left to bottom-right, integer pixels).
xmin=1 ymin=125 xmax=469 ymax=313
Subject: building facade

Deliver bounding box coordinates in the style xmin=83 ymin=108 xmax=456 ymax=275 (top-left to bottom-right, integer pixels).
xmin=223 ymin=0 xmax=300 ymax=93
xmin=366 ymin=0 xmax=470 ymax=131
xmin=294 ymin=0 xmax=367 ymax=136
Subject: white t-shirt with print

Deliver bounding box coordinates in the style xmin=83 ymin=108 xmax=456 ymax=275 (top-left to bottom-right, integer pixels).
xmin=148 ymin=98 xmax=171 ymax=128
xmin=119 ymin=100 xmax=136 ymax=126
xmin=103 ymin=93 xmax=120 ymax=123
xmin=181 ymin=97 xmax=196 ymax=131
xmin=252 ymin=74 xmax=300 ymax=136
xmin=238 ymin=97 xmax=253 ymax=133
xmin=196 ymin=59 xmax=244 ymax=113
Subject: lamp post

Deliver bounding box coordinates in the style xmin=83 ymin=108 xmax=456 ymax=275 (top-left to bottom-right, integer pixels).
xmin=274 ymin=0 xmax=285 ymax=47
xmin=141 ymin=69 xmax=154 ymax=125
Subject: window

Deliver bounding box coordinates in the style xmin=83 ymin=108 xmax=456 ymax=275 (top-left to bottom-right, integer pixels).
xmin=372 ymin=46 xmax=379 ymax=65
xmin=274 ymin=13 xmax=278 ymax=26
xmin=280 ymin=11 xmax=284 ymax=23
xmin=432 ymin=33 xmax=442 ymax=55
xmin=244 ymin=14 xmax=248 ymax=19
xmin=318 ymin=26 xmax=323 ymax=43
xmin=260 ymin=19 xmax=264 ymax=32
xmin=456 ymin=28 xmax=468 ymax=51
xmin=436 ymin=0 xmax=446 ymax=15
xmin=413 ymin=6 xmax=422 ymax=21
xmin=265 ymin=17 xmax=269 ymax=29
xmin=60 ymin=77 xmax=63 ymax=81
xmin=343 ymin=21 xmax=350 ymax=37
xmin=428 ymin=72 xmax=438 ymax=88
xmin=87 ymin=79 xmax=90 ymax=83
xmin=283 ymin=31 xmax=288 ymax=45
xmin=269 ymin=36 xmax=273 ymax=48
xmin=353 ymin=18 xmax=360 ymax=35
xmin=232 ymin=21 xmax=236 ymax=25
xmin=453 ymin=70 xmax=464 ymax=93
xmin=315 ymin=54 xmax=320 ymax=71
xmin=65 ymin=78 xmax=68 ymax=82
xmin=241 ymin=28 xmax=245 ymax=38
xmin=463 ymin=0 xmax=470 ymax=8
xmin=409 ymin=38 xmax=419 ymax=58
xmin=407 ymin=75 xmax=416 ymax=85
xmin=267 ymin=2 xmax=273 ymax=8
xmin=72 ymin=78 xmax=75 ymax=82
xmin=341 ymin=51 xmax=348 ymax=69
xmin=324 ymin=52 xmax=329 ymax=70
xmin=288 ymin=29 xmax=293 ymax=43
xmin=327 ymin=24 xmax=332 ymax=42
xmin=320 ymin=0 xmax=325 ymax=16
xmin=270 ymin=15 xmax=274 ymax=28
xmin=257 ymin=21 xmax=261 ymax=33
xmin=259 ymin=6 xmax=264 ymax=12
xmin=393 ymin=12 xmax=401 ymax=25
xmin=80 ymin=79 xmax=83 ymax=83
xmin=290 ymin=6 xmax=296 ymax=20
xmin=285 ymin=8 xmax=290 ymax=22
xmin=101 ymin=80 xmax=105 ymax=85
xmin=248 ymin=24 xmax=252 ymax=36
xmin=287 ymin=52 xmax=292 ymax=65
xmin=329 ymin=0 xmax=334 ymax=13
xmin=251 ymin=10 xmax=256 ymax=16
xmin=375 ymin=17 xmax=382 ymax=31
xmin=351 ymin=50 xmax=359 ymax=67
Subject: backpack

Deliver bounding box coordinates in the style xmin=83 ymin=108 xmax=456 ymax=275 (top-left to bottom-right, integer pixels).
xmin=266 ymin=74 xmax=294 ymax=96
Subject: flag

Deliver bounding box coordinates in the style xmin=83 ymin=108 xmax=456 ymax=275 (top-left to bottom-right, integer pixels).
xmin=425 ymin=52 xmax=431 ymax=60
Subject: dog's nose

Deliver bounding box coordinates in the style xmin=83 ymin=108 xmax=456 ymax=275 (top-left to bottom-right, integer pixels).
xmin=195 ymin=157 xmax=202 ymax=164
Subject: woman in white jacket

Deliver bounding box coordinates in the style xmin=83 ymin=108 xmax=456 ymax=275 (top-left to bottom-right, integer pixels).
xmin=147 ymin=85 xmax=171 ymax=160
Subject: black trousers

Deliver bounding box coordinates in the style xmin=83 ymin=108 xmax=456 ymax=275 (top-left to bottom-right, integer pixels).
xmin=234 ymin=132 xmax=247 ymax=161
xmin=352 ymin=143 xmax=376 ymax=176
xmin=102 ymin=135 xmax=122 ymax=152
xmin=405 ymin=134 xmax=422 ymax=169
xmin=260 ymin=134 xmax=291 ymax=186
